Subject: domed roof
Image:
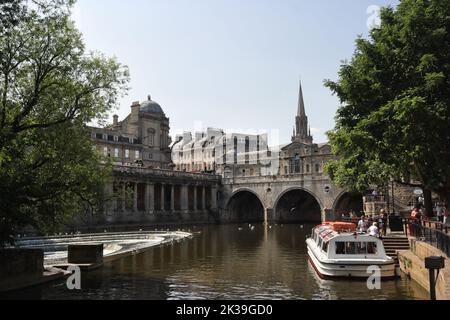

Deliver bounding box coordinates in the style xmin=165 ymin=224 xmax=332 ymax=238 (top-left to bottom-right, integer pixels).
xmin=140 ymin=95 xmax=164 ymax=114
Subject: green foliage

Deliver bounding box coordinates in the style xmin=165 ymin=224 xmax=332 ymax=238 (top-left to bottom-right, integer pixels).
xmin=324 ymin=0 xmax=450 ymax=204
xmin=0 ymin=0 xmax=129 ymax=245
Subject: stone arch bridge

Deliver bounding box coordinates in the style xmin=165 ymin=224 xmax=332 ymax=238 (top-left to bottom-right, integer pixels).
xmin=219 ymin=174 xmax=364 ymax=224
xmin=96 ymin=167 xmax=363 ymax=227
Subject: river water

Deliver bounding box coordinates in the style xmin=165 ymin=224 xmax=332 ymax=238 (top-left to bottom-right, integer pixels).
xmin=1 ymin=224 xmax=429 ymax=300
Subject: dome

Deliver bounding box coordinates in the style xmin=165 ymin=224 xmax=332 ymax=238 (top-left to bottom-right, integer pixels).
xmin=140 ymin=95 xmax=164 ymax=114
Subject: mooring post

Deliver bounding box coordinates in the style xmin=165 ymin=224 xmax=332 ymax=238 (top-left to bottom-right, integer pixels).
xmin=425 ymin=256 xmax=445 ymax=301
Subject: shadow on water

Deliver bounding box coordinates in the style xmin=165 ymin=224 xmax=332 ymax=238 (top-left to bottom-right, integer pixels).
xmin=0 ymin=224 xmax=429 ymax=300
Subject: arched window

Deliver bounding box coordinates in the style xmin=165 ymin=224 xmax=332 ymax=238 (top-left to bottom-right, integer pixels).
xmin=294 ymin=154 xmax=301 ymax=173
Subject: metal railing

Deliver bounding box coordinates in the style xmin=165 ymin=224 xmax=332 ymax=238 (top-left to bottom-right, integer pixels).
xmin=408 ymin=219 xmax=450 ymax=258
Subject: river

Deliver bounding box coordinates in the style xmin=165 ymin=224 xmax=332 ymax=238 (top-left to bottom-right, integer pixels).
xmin=1 ymin=224 xmax=429 ymax=300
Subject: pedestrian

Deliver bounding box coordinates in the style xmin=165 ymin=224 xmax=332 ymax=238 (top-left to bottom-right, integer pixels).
xmin=368 ymin=222 xmax=380 ymax=238
xmin=444 ymin=205 xmax=450 ymax=226
xmin=436 ymin=202 xmax=444 ymax=223
xmin=358 ymin=216 xmax=368 ymax=233
xmin=378 ymin=209 xmax=388 ymax=236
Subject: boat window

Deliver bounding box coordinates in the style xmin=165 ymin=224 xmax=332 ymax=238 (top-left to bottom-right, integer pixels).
xmin=356 ymin=242 xmax=367 ymax=255
xmin=318 ymin=238 xmax=323 ymax=249
xmin=335 ymin=242 xmax=345 ymax=255
xmin=367 ymin=242 xmax=378 ymax=255
xmin=345 ymin=242 xmax=357 ymax=255
xmin=322 ymin=241 xmax=329 ymax=253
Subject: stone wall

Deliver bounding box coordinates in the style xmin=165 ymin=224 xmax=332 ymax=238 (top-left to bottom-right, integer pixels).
xmin=0 ymin=249 xmax=44 ymax=292
xmin=398 ymin=240 xmax=450 ymax=300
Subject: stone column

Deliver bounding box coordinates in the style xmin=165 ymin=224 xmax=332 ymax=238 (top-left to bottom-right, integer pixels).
xmin=201 ymin=186 xmax=206 ymax=210
xmin=147 ymin=184 xmax=155 ymax=214
xmin=181 ymin=185 xmax=189 ymax=212
xmin=193 ymin=185 xmax=198 ymax=212
xmin=211 ymin=187 xmax=218 ymax=210
xmin=121 ymin=182 xmax=126 ymax=212
xmin=161 ymin=184 xmax=165 ymax=211
xmin=133 ymin=182 xmax=138 ymax=213
xmin=170 ymin=185 xmax=175 ymax=211
xmin=105 ymin=181 xmax=114 ymax=216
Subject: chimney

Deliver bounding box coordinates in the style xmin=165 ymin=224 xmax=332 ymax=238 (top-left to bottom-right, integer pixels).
xmin=113 ymin=115 xmax=119 ymax=126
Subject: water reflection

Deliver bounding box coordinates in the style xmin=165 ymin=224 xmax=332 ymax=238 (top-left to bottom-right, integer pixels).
xmin=0 ymin=224 xmax=429 ymax=300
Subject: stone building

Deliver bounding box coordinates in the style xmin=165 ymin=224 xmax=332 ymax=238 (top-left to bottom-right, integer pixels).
xmin=171 ymin=129 xmax=277 ymax=177
xmin=90 ymin=95 xmax=172 ymax=169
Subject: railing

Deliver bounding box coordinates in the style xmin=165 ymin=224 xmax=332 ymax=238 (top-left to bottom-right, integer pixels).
xmin=113 ymin=166 xmax=222 ymax=181
xmin=408 ymin=219 xmax=450 ymax=258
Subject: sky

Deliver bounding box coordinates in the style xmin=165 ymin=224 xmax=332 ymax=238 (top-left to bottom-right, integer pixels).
xmin=72 ymin=0 xmax=399 ymax=146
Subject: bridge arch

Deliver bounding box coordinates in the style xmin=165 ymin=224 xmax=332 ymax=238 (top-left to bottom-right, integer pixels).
xmin=332 ymin=191 xmax=364 ymax=218
xmin=225 ymin=188 xmax=265 ymax=223
xmin=273 ymin=187 xmax=323 ymax=223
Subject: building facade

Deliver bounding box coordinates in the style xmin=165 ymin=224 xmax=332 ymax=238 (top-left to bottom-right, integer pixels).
xmin=171 ymin=129 xmax=277 ymax=177
xmin=91 ymin=95 xmax=172 ymax=169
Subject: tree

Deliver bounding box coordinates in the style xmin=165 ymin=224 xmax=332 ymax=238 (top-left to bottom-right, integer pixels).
xmin=324 ymin=0 xmax=450 ymax=215
xmin=0 ymin=0 xmax=129 ymax=245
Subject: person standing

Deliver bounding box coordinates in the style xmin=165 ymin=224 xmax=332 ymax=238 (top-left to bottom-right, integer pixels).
xmin=358 ymin=216 xmax=368 ymax=233
xmin=368 ymin=223 xmax=380 ymax=238
xmin=436 ymin=202 xmax=444 ymax=223
xmin=444 ymin=204 xmax=450 ymax=226
xmin=378 ymin=209 xmax=388 ymax=236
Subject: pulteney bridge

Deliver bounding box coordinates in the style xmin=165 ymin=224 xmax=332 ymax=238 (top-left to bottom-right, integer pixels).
xmin=219 ymin=173 xmax=363 ymax=224
xmin=96 ymin=166 xmax=363 ymax=227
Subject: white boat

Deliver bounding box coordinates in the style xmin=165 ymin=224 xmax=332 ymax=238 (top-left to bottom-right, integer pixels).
xmin=306 ymin=222 xmax=397 ymax=280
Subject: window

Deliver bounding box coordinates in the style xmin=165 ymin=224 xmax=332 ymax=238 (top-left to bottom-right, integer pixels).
xmin=306 ymin=164 xmax=310 ymax=173
xmin=102 ymin=134 xmax=108 ymax=140
xmin=125 ymin=149 xmax=130 ymax=159
xmin=367 ymin=242 xmax=378 ymax=255
xmin=335 ymin=242 xmax=345 ymax=255
xmin=129 ymin=138 xmax=134 ymax=144
xmin=149 ymin=134 xmax=154 ymax=146
xmin=149 ymin=154 xmax=153 ymax=160
xmin=114 ymin=148 xmax=119 ymax=158
xmin=103 ymin=147 xmax=108 ymax=157
xmin=316 ymin=164 xmax=320 ymax=173
xmin=294 ymin=154 xmax=301 ymax=173
xmin=135 ymin=150 xmax=140 ymax=159
xmin=114 ymin=136 xmax=119 ymax=142
xmin=322 ymin=241 xmax=329 ymax=253
xmin=318 ymin=238 xmax=323 ymax=249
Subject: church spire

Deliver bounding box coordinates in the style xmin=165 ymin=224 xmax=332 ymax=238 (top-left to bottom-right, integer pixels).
xmin=298 ymin=80 xmax=306 ymax=118
xmin=292 ymin=80 xmax=313 ymax=144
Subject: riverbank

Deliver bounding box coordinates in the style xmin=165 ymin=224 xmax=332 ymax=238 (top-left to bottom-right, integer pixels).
xmin=398 ymin=239 xmax=450 ymax=300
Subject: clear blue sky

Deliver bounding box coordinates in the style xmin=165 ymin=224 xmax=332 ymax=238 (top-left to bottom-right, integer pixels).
xmin=73 ymin=0 xmax=398 ymax=145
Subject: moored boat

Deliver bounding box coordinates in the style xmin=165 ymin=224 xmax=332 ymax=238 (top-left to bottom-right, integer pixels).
xmin=306 ymin=222 xmax=396 ymax=280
